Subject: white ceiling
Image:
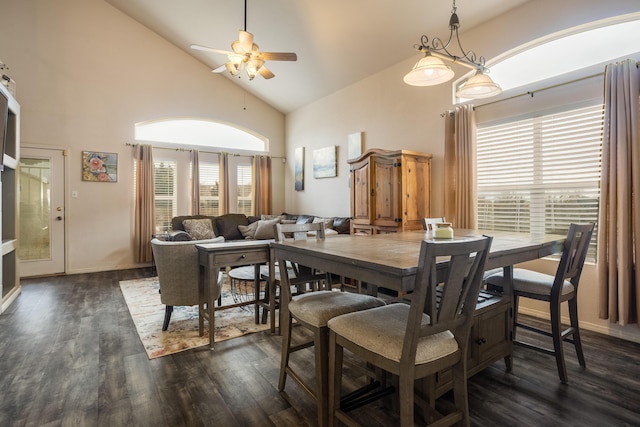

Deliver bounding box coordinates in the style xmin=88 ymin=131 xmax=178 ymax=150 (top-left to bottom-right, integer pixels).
xmin=104 ymin=0 xmax=530 ymax=113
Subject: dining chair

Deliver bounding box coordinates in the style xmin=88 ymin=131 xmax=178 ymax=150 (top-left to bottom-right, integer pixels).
xmin=276 ymin=222 xmax=386 ymax=427
xmin=422 ymin=217 xmax=446 ymax=231
xmin=327 ymin=236 xmax=492 ymax=427
xmin=484 ymin=223 xmax=595 ymax=384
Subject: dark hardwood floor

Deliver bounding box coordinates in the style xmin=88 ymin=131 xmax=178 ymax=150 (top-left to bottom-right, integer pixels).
xmin=2 ymin=268 xmax=639 ymax=426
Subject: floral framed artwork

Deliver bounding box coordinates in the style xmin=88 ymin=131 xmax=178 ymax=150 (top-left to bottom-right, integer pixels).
xmin=82 ymin=151 xmax=118 ymax=182
xmin=313 ymin=146 xmax=337 ymax=178
xmin=294 ymin=147 xmax=304 ymax=191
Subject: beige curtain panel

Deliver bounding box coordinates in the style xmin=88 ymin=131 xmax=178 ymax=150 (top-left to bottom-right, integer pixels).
xmin=219 ymin=152 xmax=229 ymax=214
xmin=134 ymin=144 xmax=155 ymax=263
xmin=191 ymin=150 xmax=200 ymax=215
xmin=597 ymin=59 xmax=640 ymax=327
xmin=253 ymin=155 xmax=272 ymax=216
xmin=444 ymin=104 xmax=477 ymax=229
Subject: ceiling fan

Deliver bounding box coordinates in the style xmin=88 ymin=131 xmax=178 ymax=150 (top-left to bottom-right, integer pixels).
xmin=190 ymin=0 xmax=297 ymax=81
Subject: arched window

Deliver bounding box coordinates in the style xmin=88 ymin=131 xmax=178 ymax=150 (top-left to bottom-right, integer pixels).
xmin=135 ymin=118 xmax=269 ymax=232
xmin=135 ymin=118 xmax=267 ymax=152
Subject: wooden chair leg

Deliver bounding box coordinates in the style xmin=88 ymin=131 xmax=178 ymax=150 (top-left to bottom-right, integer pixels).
xmin=279 ymin=312 xmax=293 ymax=391
xmin=451 ymin=362 xmax=470 ymax=427
xmin=550 ymin=301 xmax=568 ymax=384
xmin=315 ymin=327 xmax=330 ymax=427
xmin=162 ymin=305 xmax=173 ymax=331
xmin=328 ymin=332 xmax=343 ymax=427
xmin=568 ymin=297 xmax=586 ymax=367
xmin=398 ymin=374 xmax=414 ymax=426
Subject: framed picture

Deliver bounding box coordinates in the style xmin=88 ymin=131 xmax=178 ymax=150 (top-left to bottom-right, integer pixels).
xmin=313 ymin=146 xmax=337 ymax=178
xmin=82 ymin=151 xmax=118 ymax=182
xmin=347 ymin=132 xmax=363 ymax=160
xmin=294 ymin=147 xmax=304 ymax=191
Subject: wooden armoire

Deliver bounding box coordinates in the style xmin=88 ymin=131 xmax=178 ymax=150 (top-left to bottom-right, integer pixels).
xmin=349 ymin=148 xmax=432 ymax=234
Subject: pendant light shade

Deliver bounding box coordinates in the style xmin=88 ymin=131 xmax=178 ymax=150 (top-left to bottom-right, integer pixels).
xmin=456 ymin=71 xmax=502 ymax=99
xmin=403 ymin=54 xmax=455 ymax=86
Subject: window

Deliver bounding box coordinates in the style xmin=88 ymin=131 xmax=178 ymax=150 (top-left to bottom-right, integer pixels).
xmin=236 ymin=163 xmax=253 ymax=215
xmin=199 ymin=160 xmax=220 ymax=216
xmin=476 ymin=104 xmax=603 ymax=261
xmin=154 ymin=160 xmax=177 ymax=232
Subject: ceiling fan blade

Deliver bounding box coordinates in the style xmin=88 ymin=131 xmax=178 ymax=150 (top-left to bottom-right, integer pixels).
xmin=212 ymin=64 xmax=227 ymax=73
xmin=239 ymin=30 xmax=254 ymax=52
xmin=258 ymin=66 xmax=275 ymax=79
xmin=191 ymin=44 xmax=234 ymax=56
xmin=260 ymin=52 xmax=297 ymax=61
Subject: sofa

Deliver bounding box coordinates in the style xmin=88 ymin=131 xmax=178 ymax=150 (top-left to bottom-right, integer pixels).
xmin=168 ymin=212 xmax=351 ymax=242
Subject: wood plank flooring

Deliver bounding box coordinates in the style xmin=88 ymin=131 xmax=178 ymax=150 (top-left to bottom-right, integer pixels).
xmin=2 ymin=268 xmax=639 ymax=426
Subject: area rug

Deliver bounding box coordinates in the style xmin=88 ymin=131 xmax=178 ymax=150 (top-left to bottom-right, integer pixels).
xmin=119 ymin=276 xmax=271 ymax=359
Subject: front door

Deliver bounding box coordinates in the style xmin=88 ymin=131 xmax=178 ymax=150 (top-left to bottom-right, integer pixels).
xmin=19 ymin=147 xmax=66 ymax=277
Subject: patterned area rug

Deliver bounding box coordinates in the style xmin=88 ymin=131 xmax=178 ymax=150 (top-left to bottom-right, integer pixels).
xmin=119 ymin=276 xmax=271 ymax=359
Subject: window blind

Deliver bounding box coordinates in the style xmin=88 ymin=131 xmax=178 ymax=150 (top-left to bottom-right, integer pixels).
xmin=236 ymin=163 xmax=253 ymax=215
xmin=477 ymin=104 xmax=603 ymax=261
xmin=199 ymin=161 xmax=220 ymax=216
xmin=154 ymin=160 xmax=177 ymax=232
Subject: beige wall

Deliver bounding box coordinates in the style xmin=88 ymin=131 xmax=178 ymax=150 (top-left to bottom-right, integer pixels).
xmin=284 ymin=0 xmax=640 ymax=343
xmin=0 ymin=0 xmax=286 ymax=273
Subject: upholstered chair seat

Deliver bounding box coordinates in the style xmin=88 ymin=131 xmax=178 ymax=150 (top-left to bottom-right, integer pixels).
xmin=288 ymin=290 xmax=384 ymax=328
xmin=328 ymin=303 xmax=458 ymax=364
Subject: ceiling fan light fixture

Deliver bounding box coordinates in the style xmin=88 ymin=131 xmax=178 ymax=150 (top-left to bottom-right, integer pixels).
xmin=246 ymin=58 xmax=265 ymax=76
xmin=403 ymin=54 xmax=455 ymax=86
xmin=456 ymin=71 xmax=502 ymax=99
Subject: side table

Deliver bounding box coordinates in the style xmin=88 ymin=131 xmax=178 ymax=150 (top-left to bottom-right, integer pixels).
xmin=196 ymin=240 xmax=275 ymax=349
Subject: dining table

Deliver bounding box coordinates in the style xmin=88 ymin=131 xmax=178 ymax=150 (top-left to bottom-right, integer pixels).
xmin=272 ymin=228 xmax=565 ymax=395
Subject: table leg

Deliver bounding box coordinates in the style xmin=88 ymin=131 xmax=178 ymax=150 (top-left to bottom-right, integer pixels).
xmin=198 ymin=265 xmax=205 ymax=337
xmin=207 ymin=266 xmax=220 ymax=350
xmin=254 ymin=263 xmax=261 ymax=325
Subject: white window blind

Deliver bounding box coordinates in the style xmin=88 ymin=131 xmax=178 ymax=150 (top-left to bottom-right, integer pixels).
xmin=477 ymin=104 xmax=603 ymax=261
xmin=154 ymin=160 xmax=177 ymax=232
xmin=199 ymin=161 xmax=220 ymax=216
xmin=236 ymin=163 xmax=253 ymax=215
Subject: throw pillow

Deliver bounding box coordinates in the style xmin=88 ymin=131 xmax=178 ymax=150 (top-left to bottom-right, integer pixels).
xmin=254 ymin=218 xmax=280 ymax=240
xmin=261 ymin=214 xmax=287 ymax=221
xmin=312 ymin=216 xmax=335 ymax=230
xmin=238 ymin=221 xmax=259 ymax=239
xmin=183 ymin=219 xmax=215 ymax=240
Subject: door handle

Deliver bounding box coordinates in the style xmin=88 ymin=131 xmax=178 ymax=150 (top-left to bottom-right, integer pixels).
xmin=56 ymin=216 xmax=63 ymax=221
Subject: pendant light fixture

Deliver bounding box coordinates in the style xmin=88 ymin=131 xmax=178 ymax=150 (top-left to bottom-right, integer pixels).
xmin=404 ymin=0 xmax=502 ymax=99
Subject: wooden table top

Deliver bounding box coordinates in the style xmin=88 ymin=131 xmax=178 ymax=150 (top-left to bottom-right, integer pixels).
xmin=272 ymin=229 xmax=565 ymax=292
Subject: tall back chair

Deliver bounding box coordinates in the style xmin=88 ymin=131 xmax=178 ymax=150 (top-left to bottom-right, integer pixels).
xmin=275 ymin=222 xmax=386 ymax=427
xmin=422 ymin=217 xmax=446 ymax=231
xmin=151 ymin=237 xmax=224 ymax=331
xmin=485 ymin=223 xmax=595 ymax=383
xmin=328 ymin=236 xmax=492 ymax=426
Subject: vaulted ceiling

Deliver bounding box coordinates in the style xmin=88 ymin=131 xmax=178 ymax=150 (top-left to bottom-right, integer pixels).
xmin=105 ymin=0 xmax=530 ymax=113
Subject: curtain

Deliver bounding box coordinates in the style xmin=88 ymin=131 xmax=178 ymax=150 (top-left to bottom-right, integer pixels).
xmin=219 ymin=152 xmax=229 ymax=214
xmin=134 ymin=144 xmax=155 ymax=263
xmin=253 ymin=155 xmax=272 ymax=216
xmin=597 ymin=59 xmax=640 ymax=326
xmin=443 ymin=104 xmax=477 ymax=229
xmin=191 ymin=150 xmax=200 ymax=215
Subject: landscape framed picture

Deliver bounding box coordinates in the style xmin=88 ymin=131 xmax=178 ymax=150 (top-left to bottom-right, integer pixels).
xmin=82 ymin=151 xmax=118 ymax=182
xmin=294 ymin=147 xmax=304 ymax=191
xmin=313 ymin=146 xmax=337 ymax=178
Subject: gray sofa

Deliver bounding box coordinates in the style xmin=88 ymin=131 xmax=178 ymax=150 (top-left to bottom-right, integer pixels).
xmin=168 ymin=212 xmax=351 ymax=241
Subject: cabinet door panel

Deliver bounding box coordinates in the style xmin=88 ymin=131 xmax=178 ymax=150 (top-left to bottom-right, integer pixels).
xmin=373 ymin=156 xmax=401 ymax=227
xmin=351 ymin=162 xmax=371 ymax=225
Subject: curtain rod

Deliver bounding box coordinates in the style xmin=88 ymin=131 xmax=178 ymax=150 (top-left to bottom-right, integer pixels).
xmin=473 ymin=72 xmax=604 ymax=110
xmin=125 ymin=142 xmax=283 ymax=159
